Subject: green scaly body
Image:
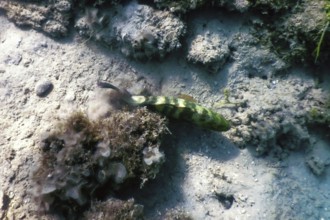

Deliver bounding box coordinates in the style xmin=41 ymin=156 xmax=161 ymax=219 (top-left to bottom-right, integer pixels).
xmin=97 ymin=81 xmax=231 ymax=132
xmin=130 ymin=95 xmax=230 ymax=131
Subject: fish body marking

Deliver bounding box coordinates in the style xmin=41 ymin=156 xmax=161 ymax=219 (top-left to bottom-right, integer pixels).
xmin=131 ymin=95 xmax=230 ymax=131
xmin=98 ymin=81 xmax=231 ymax=132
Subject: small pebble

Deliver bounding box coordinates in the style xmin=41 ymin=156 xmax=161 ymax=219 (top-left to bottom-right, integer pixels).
xmin=8 ymin=191 xmax=14 ymax=199
xmin=40 ymin=41 xmax=48 ymax=48
xmin=23 ymin=88 xmax=30 ymax=95
xmin=65 ymin=91 xmax=76 ymax=102
xmin=35 ymin=80 xmax=53 ymax=97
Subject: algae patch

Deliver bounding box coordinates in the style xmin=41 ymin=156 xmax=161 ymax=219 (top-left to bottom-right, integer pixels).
xmin=32 ymin=108 xmax=167 ymax=218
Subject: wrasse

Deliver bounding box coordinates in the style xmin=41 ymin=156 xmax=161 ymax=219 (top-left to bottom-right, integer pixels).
xmin=97 ymin=81 xmax=231 ymax=132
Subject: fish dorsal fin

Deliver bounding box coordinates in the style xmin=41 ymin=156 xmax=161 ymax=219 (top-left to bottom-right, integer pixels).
xmin=177 ymin=94 xmax=196 ymax=102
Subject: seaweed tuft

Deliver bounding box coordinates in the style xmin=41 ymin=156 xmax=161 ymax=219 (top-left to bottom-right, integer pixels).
xmin=32 ymin=108 xmax=167 ymax=219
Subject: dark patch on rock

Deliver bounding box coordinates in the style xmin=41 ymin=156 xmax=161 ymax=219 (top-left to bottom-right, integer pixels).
xmin=0 ymin=190 xmax=10 ymax=214
xmin=215 ymin=192 xmax=235 ymax=209
xmin=4 ymin=53 xmax=22 ymax=65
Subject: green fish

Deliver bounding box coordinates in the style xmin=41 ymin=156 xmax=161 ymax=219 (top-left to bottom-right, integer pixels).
xmin=97 ymin=81 xmax=231 ymax=132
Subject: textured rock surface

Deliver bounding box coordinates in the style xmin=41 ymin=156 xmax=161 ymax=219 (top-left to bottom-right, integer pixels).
xmin=229 ymin=32 xmax=287 ymax=79
xmin=113 ymin=2 xmax=186 ymax=60
xmin=75 ymin=2 xmax=186 ymax=60
xmin=83 ymin=198 xmax=144 ymax=220
xmin=187 ymin=33 xmax=230 ymax=73
xmin=1 ymin=0 xmax=329 ymax=65
xmin=252 ymin=0 xmax=329 ymax=64
xmin=0 ymin=0 xmax=72 ymax=37
xmin=247 ymin=0 xmax=297 ymax=12
xmin=223 ymin=74 xmax=315 ymax=156
xmin=154 ymin=0 xmax=250 ymax=13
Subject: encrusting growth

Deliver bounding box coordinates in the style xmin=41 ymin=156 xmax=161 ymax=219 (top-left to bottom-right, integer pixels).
xmin=32 ymin=108 xmax=167 ymax=219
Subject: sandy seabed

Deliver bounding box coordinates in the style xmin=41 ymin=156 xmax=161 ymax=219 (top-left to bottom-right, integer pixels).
xmin=0 ymin=6 xmax=330 ymax=220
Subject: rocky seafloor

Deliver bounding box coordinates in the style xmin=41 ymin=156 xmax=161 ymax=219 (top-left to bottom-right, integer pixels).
xmin=0 ymin=0 xmax=330 ymax=219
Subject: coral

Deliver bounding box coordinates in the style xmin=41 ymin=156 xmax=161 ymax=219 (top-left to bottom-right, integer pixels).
xmin=228 ymin=108 xmax=310 ymax=155
xmin=154 ymin=0 xmax=205 ymax=13
xmin=75 ymin=7 xmax=111 ymax=41
xmin=306 ymin=90 xmax=330 ymax=127
xmin=83 ymin=198 xmax=144 ymax=220
xmin=142 ymin=147 xmax=164 ymax=166
xmin=153 ymin=0 xmax=250 ymax=13
xmin=32 ymin=108 xmax=167 ymax=218
xmin=113 ymin=2 xmax=186 ymax=60
xmin=315 ymin=0 xmax=330 ymax=62
xmin=308 ymin=107 xmax=330 ymax=126
xmin=73 ymin=0 xmax=120 ymax=7
xmin=0 ymin=0 xmax=122 ymax=38
xmin=247 ymin=0 xmax=297 ymax=13
xmin=229 ymin=33 xmax=287 ymax=78
xmin=75 ymin=2 xmax=186 ymax=60
xmin=252 ymin=0 xmax=330 ymax=64
xmin=163 ymin=208 xmax=193 ymax=220
xmin=307 ymin=97 xmax=330 ymax=127
xmin=0 ymin=0 xmax=72 ymax=37
xmin=224 ymin=76 xmax=315 ymax=155
xmin=187 ymin=33 xmax=230 ymax=73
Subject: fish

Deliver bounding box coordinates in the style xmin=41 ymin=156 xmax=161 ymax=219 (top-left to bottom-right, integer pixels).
xmin=97 ymin=81 xmax=231 ymax=132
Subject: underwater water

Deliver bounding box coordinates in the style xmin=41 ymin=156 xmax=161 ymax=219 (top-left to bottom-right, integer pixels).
xmin=0 ymin=1 xmax=330 ymax=219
